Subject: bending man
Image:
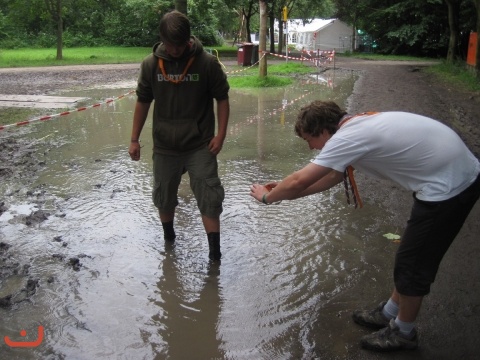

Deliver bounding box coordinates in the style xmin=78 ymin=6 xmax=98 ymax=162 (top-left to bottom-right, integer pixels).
xmin=250 ymin=100 xmax=480 ymax=351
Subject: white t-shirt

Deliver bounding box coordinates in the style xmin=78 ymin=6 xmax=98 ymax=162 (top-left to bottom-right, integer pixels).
xmin=312 ymin=112 xmax=480 ymax=201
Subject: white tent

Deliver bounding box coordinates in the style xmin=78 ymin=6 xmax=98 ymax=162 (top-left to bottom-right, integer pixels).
xmin=286 ymin=19 xmax=353 ymax=53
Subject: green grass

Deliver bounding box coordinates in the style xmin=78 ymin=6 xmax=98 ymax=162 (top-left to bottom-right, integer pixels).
xmin=1 ymin=46 xmax=477 ymax=92
xmin=340 ymin=52 xmax=438 ymax=62
xmin=342 ymin=52 xmax=479 ymax=93
xmin=427 ymin=61 xmax=480 ymax=92
xmin=0 ymin=47 xmax=153 ymax=67
xmin=0 ymin=46 xmax=239 ymax=68
xmin=267 ymin=61 xmax=314 ymax=75
xmin=227 ymin=62 xmax=313 ymax=87
xmin=228 ymin=74 xmax=292 ymax=88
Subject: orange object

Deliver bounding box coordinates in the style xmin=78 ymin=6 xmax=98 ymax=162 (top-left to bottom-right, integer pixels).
xmin=467 ymin=32 xmax=477 ymax=66
xmin=345 ymin=166 xmax=363 ymax=209
xmin=4 ymin=326 xmax=44 ymax=348
xmin=265 ymin=184 xmax=275 ymax=192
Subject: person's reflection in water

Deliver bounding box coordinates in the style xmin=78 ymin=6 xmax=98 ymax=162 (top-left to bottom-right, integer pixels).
xmin=151 ymin=245 xmax=224 ymax=359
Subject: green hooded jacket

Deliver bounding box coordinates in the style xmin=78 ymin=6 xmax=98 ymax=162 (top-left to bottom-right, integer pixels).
xmin=136 ymin=36 xmax=230 ymax=155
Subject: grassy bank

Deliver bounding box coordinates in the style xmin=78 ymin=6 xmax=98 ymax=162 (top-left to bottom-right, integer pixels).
xmin=0 ymin=46 xmax=237 ymax=68
xmin=343 ymin=53 xmax=479 ymax=92
xmin=0 ymin=47 xmax=477 ymax=92
xmin=426 ymin=62 xmax=480 ymax=92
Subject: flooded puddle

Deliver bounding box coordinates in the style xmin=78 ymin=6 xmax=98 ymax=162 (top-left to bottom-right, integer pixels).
xmin=0 ymin=67 xmax=401 ymax=359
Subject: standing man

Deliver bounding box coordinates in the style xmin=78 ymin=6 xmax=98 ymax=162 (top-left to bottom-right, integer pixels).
xmin=129 ymin=10 xmax=230 ymax=261
xmin=250 ymin=100 xmax=480 ymax=351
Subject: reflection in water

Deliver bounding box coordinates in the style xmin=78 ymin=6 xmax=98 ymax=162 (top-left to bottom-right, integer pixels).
xmin=152 ymin=246 xmax=224 ymax=359
xmin=0 ymin=69 xmax=400 ymax=358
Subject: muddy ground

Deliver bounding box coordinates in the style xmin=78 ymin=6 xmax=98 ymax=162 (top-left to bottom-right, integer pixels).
xmin=0 ymin=57 xmax=480 ymax=359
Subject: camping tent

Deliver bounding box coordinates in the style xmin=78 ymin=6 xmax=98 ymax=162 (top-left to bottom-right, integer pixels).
xmin=287 ymin=19 xmax=353 ymax=53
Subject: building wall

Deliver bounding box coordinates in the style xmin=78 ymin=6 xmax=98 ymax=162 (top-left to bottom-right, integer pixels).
xmin=293 ymin=20 xmax=353 ymax=53
xmin=314 ymin=20 xmax=352 ymax=52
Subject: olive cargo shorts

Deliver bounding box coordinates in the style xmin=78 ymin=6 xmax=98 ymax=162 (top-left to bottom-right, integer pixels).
xmin=152 ymin=146 xmax=224 ymax=217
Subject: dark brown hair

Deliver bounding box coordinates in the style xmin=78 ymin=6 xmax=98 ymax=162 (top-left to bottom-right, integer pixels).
xmin=294 ymin=100 xmax=347 ymax=137
xmin=159 ymin=10 xmax=191 ymax=45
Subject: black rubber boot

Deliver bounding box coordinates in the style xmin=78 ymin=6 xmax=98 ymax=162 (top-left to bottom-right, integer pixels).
xmin=162 ymin=221 xmax=176 ymax=242
xmin=207 ymin=232 xmax=221 ymax=261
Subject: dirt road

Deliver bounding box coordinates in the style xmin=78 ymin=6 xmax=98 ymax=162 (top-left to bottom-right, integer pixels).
xmin=338 ymin=57 xmax=480 ymax=360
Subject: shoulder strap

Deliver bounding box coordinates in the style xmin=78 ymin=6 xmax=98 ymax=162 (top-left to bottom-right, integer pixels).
xmin=339 ymin=112 xmax=379 ymax=209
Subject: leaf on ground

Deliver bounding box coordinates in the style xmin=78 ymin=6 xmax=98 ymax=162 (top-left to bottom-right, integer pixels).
xmin=383 ymin=233 xmax=401 ymax=240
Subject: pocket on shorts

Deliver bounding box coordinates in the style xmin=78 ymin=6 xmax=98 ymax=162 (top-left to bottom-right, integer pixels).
xmin=205 ymin=177 xmax=225 ymax=203
xmin=199 ymin=177 xmax=224 ymax=217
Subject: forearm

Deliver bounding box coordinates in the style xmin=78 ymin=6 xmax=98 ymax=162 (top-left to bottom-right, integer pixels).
xmin=250 ymin=164 xmax=341 ymax=204
xmin=216 ymin=98 xmax=229 ymax=140
xmin=131 ymin=101 xmax=150 ymax=141
xmin=266 ymin=173 xmax=308 ymax=203
xmin=295 ymin=170 xmax=344 ymax=198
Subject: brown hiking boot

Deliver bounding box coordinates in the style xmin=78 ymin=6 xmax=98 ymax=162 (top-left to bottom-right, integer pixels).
xmin=352 ymin=301 xmax=390 ymax=329
xmin=360 ymin=319 xmax=418 ymax=352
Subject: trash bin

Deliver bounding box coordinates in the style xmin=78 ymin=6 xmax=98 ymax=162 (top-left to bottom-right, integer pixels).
xmin=237 ymin=43 xmax=253 ymax=66
xmin=251 ymin=44 xmax=259 ymax=64
xmin=467 ymin=32 xmax=477 ymax=66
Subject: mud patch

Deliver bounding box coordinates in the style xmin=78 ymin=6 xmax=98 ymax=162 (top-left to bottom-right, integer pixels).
xmin=0 ymin=242 xmax=38 ymax=308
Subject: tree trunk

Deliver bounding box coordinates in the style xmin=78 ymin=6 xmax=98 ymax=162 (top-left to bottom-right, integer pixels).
xmin=45 ymin=0 xmax=63 ymax=60
xmin=269 ymin=11 xmax=275 ymax=53
xmin=175 ymin=0 xmax=188 ymax=14
xmin=445 ymin=0 xmax=460 ymax=63
xmin=277 ymin=19 xmax=284 ymax=54
xmin=259 ymin=0 xmax=268 ymax=78
xmin=351 ymin=13 xmax=356 ymax=52
xmin=246 ymin=14 xmax=252 ymax=43
xmin=475 ymin=0 xmax=480 ymax=77
xmin=56 ymin=0 xmax=62 ymax=60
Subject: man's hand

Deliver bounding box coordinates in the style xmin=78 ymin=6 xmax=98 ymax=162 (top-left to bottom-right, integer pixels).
xmin=129 ymin=142 xmax=141 ymax=161
xmin=208 ymin=135 xmax=224 ymax=155
xmin=249 ymin=184 xmax=271 ymax=203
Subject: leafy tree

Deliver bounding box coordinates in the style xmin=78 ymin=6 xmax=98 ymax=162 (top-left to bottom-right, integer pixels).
xmin=176 ymin=0 xmax=187 ymax=13
xmin=104 ymin=0 xmax=171 ymax=46
xmin=334 ymin=0 xmax=475 ymax=59
xmin=273 ymin=0 xmax=336 ymax=54
xmin=259 ymin=0 xmax=268 ymax=76
xmin=44 ymin=0 xmax=63 ymax=59
xmin=333 ymin=0 xmax=369 ymax=52
xmin=188 ymin=0 xmax=227 ymax=45
xmin=445 ymin=0 xmax=461 ymax=63
xmin=445 ymin=0 xmax=476 ymax=63
xmin=225 ymin=0 xmax=258 ymax=43
xmin=350 ymin=0 xmax=449 ymax=57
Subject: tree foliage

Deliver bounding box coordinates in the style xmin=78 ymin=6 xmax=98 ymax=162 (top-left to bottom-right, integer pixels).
xmin=0 ymin=0 xmax=477 ymax=62
xmin=0 ymin=0 xmax=228 ymax=48
xmin=333 ymin=0 xmax=476 ymax=59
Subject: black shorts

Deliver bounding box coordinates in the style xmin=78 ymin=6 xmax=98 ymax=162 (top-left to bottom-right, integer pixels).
xmin=394 ymin=173 xmax=480 ymax=296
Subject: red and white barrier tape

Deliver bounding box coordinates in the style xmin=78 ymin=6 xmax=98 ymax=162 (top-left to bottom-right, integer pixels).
xmin=225 ymin=53 xmax=267 ymax=74
xmin=1 ymin=51 xmax=334 ymax=132
xmin=265 ymin=50 xmax=335 ymax=65
xmin=263 ymin=51 xmax=307 ymax=62
xmin=0 ymin=89 xmax=136 ymax=132
xmin=229 ymin=88 xmax=317 ymax=136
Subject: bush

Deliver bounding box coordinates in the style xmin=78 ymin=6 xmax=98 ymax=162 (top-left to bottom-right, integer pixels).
xmin=62 ymin=30 xmax=106 ymax=47
xmin=193 ymin=25 xmax=223 ymax=46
